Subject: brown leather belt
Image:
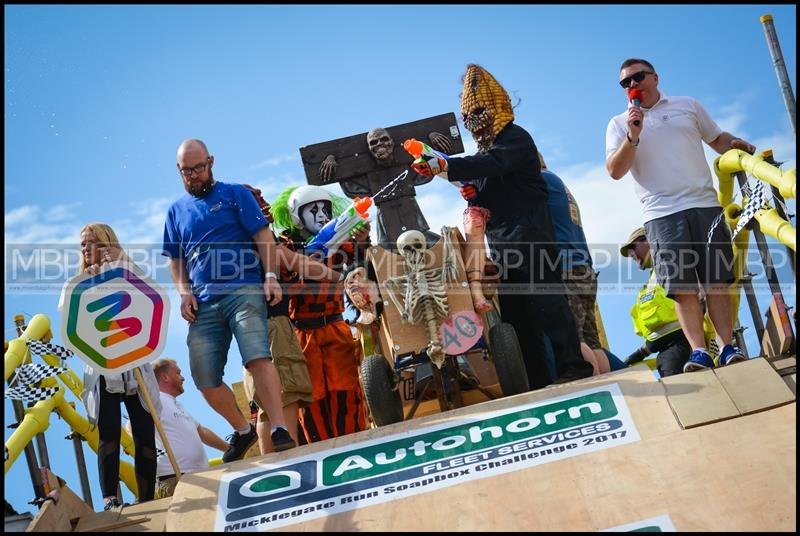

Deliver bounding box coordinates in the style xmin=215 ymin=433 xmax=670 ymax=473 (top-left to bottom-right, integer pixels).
xmin=293 ymin=313 xmax=343 ymax=330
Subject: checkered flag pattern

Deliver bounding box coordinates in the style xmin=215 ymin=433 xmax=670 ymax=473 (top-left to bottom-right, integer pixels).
xmin=5 ymin=361 xmax=67 ymax=403
xmin=4 ymin=385 xmax=60 ymax=403
xmin=26 ymin=339 xmax=74 ymax=360
xmin=15 ymin=363 xmax=68 ymax=385
xmin=733 ymin=179 xmax=769 ymax=239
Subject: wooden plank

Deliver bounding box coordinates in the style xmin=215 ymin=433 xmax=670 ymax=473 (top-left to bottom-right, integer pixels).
xmin=661 ymin=369 xmax=740 ymax=428
xmin=769 ymin=356 xmax=796 ymax=374
xmin=25 ymin=498 xmax=73 ymax=532
xmin=714 ymin=357 xmax=796 ymax=415
xmin=72 ymin=509 xmax=121 ymax=532
xmin=267 ymin=404 xmax=797 ymax=532
xmin=41 ymin=470 xmax=93 ymax=520
xmin=53 ymin=484 xmax=94 ymax=522
xmin=111 ymin=498 xmax=171 ymax=532
xmin=299 ymin=113 xmax=464 ymax=186
xmin=368 ymin=227 xmax=475 ymax=357
xmin=783 ymin=372 xmax=796 ymax=396
xmin=166 ymin=382 xmax=795 ymax=531
xmin=761 ymin=294 xmax=795 ymax=356
xmin=166 ymin=367 xmax=682 ymax=532
xmin=85 ymin=516 xmax=151 ymax=532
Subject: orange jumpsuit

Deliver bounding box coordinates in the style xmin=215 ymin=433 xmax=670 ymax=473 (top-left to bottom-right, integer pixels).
xmin=280 ymin=232 xmax=367 ymax=443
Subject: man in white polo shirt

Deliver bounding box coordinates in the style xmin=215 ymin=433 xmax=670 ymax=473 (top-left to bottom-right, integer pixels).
xmin=605 ymin=58 xmax=755 ymax=373
xmin=151 ymin=358 xmax=228 ymax=499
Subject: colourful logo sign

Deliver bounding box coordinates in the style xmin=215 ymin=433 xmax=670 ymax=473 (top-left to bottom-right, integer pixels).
xmin=60 ymin=261 xmax=170 ymax=374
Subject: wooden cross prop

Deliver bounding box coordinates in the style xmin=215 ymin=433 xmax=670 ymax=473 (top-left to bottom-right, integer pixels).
xmin=298 ymin=113 xmax=465 ymax=245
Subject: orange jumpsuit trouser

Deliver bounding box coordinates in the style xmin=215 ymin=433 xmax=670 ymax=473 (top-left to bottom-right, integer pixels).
xmin=295 ymin=320 xmax=366 ymax=443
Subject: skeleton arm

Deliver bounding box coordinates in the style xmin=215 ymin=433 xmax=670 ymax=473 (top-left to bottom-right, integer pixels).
xmin=319 ymin=155 xmax=337 ymax=182
xmin=428 ymin=131 xmax=453 ymax=154
xmin=384 ymin=276 xmax=411 ymax=322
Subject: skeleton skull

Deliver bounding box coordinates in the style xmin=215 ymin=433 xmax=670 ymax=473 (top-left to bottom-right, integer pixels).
xmin=366 ymin=128 xmax=394 ymax=165
xmin=396 ymin=229 xmax=427 ymax=266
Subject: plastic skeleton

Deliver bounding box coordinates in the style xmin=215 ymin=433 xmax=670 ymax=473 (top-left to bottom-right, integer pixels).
xmin=384 ymin=228 xmax=460 ymax=368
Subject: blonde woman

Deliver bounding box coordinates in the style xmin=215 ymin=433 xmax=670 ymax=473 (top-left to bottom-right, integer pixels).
xmin=60 ymin=223 xmax=161 ymax=510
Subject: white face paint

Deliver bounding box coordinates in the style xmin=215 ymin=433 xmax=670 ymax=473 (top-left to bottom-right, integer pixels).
xmin=299 ymin=200 xmax=332 ymax=234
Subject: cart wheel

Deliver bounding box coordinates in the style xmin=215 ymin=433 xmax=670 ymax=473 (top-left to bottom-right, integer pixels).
xmin=360 ymin=354 xmax=404 ymax=426
xmin=488 ymin=322 xmax=530 ymax=396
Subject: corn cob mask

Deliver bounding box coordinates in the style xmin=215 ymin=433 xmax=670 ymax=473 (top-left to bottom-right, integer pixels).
xmin=460 ymin=64 xmax=514 ymax=153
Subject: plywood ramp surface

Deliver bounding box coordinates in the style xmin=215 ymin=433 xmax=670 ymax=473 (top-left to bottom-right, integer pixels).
xmin=165 ymin=366 xmax=795 ymax=532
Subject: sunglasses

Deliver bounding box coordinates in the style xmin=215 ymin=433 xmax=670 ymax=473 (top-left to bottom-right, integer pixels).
xmin=619 ymin=70 xmax=654 ymax=89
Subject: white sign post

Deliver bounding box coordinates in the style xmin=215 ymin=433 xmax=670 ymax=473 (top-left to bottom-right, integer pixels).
xmin=60 ymin=260 xmax=182 ymax=483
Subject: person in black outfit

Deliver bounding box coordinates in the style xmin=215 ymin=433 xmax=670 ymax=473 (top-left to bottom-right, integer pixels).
xmin=411 ymin=64 xmax=593 ymax=389
xmin=60 ymin=222 xmax=161 ymax=510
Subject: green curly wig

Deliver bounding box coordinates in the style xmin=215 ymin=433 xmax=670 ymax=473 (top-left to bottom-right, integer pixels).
xmin=270 ymin=185 xmax=350 ymax=233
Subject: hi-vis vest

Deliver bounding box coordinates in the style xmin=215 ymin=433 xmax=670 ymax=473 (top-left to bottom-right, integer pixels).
xmin=631 ymin=271 xmax=682 ymax=342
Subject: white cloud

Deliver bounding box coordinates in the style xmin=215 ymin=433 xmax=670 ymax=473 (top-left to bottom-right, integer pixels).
xmin=4 ymin=197 xmax=174 ymax=247
xmin=418 ymin=183 xmax=467 ymax=235
xmin=4 ymin=220 xmax=81 ymax=244
xmin=247 ymin=172 xmax=307 ymax=203
xmin=248 ymin=153 xmax=299 ymax=170
xmin=559 ymin=162 xmax=643 ymax=247
xmin=120 ymin=197 xmax=174 ymax=245
xmin=5 ymin=205 xmax=39 ymax=227
xmin=44 ymin=202 xmax=82 ymax=223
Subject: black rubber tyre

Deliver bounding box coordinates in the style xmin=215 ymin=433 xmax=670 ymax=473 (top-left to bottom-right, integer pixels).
xmin=360 ymin=354 xmax=404 ymax=426
xmin=488 ymin=322 xmax=530 ymax=396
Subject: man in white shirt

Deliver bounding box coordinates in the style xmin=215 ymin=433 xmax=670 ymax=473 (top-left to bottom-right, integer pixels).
xmin=151 ymin=358 xmax=228 ymax=499
xmin=605 ymin=58 xmax=755 ymax=373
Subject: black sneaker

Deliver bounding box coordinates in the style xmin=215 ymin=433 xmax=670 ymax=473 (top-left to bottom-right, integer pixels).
xmin=223 ymin=423 xmax=258 ymax=463
xmin=270 ymin=427 xmax=296 ymax=452
xmin=554 ymin=364 xmax=594 ymax=384
xmin=103 ymin=498 xmax=123 ymax=511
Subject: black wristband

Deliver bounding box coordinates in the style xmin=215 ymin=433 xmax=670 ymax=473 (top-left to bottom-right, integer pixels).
xmin=626 ymin=132 xmax=640 ymax=147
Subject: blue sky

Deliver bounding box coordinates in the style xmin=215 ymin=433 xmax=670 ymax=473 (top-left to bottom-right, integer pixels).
xmin=4 ymin=5 xmax=796 ymax=513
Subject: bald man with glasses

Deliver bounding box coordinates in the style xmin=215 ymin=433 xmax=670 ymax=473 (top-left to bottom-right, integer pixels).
xmin=605 ymin=58 xmax=755 ymax=374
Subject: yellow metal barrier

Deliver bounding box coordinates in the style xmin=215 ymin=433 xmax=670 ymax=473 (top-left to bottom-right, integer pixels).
xmin=4 ymin=387 xmax=61 ymax=473
xmin=715 ymin=148 xmax=796 ymax=202
xmin=755 ymin=206 xmax=796 ymax=251
xmin=4 ymin=314 xmax=141 ymax=497
xmin=715 ymin=148 xmax=796 ymax=252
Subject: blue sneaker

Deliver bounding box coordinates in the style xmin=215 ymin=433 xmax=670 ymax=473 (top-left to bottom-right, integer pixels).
xmin=683 ymin=350 xmax=715 ymax=373
xmin=718 ymin=344 xmax=746 ymax=366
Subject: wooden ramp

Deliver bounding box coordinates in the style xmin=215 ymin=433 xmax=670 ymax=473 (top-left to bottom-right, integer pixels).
xmin=164 ymin=358 xmax=795 ymax=532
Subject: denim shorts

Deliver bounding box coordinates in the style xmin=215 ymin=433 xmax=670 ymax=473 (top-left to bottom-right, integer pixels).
xmin=187 ymin=285 xmax=271 ymax=389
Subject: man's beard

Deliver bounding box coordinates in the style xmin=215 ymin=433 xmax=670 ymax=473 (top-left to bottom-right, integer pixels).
xmin=184 ymin=170 xmax=216 ymax=197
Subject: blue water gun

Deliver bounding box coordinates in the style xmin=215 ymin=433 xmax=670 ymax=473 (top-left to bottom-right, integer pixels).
xmin=304 ymin=196 xmax=373 ymax=257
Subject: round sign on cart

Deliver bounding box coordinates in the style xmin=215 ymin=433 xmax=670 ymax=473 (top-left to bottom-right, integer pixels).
xmin=439 ymin=310 xmax=483 ymax=355
xmin=60 ymin=260 xmax=170 ymax=375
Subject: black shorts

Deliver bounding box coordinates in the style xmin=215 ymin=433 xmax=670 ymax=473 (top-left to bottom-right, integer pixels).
xmin=644 ymin=207 xmax=735 ymax=296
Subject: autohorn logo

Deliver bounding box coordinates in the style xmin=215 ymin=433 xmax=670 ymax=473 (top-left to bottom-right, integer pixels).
xmin=216 ymin=384 xmax=640 ymax=532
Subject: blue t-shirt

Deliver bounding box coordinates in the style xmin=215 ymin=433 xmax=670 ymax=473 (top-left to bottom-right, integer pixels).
xmin=162 ymin=181 xmax=269 ymax=302
xmin=542 ymin=170 xmax=593 ymax=271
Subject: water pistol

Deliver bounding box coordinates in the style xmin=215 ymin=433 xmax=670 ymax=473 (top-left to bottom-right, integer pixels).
xmin=304 ymin=196 xmax=373 ymax=257
xmin=403 ymin=138 xmax=450 ymax=180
